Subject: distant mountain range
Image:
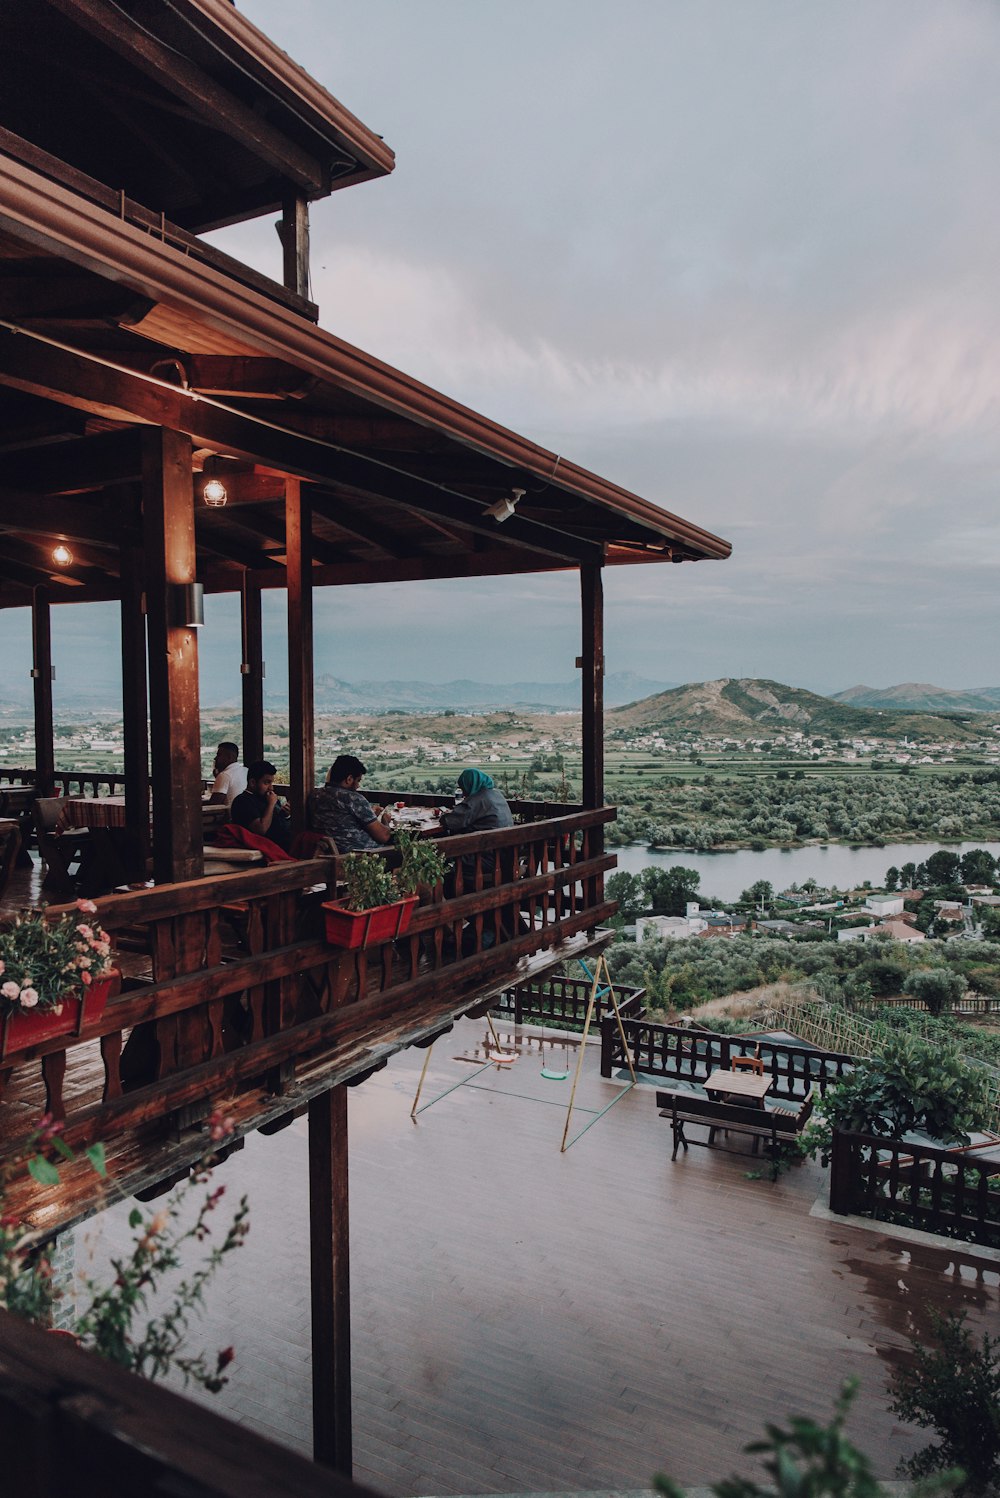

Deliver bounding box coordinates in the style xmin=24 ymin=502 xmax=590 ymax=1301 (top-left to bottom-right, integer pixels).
xmin=832 ymin=682 xmax=1000 ymax=714
xmin=307 ymin=671 xmax=674 ymax=713
xmin=6 ymin=673 xmax=1000 ymax=726
xmin=609 ymin=677 xmax=988 ymax=742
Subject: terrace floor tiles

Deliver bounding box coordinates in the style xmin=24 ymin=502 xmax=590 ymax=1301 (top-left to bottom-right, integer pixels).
xmin=63 ymin=1015 xmax=997 ymax=1494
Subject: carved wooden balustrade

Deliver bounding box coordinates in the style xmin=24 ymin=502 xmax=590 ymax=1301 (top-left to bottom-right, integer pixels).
xmin=0 ymin=806 xmax=615 ymax=1217
xmin=494 ymin=974 xmax=646 ymax=1028
xmin=829 ymin=1128 xmax=1000 ymax=1248
xmin=601 ymin=1017 xmax=854 ymax=1101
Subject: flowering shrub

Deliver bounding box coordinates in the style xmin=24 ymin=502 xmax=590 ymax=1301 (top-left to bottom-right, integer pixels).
xmin=1 ymin=1109 xmax=247 ymax=1397
xmin=0 ymin=900 xmax=114 ymax=1015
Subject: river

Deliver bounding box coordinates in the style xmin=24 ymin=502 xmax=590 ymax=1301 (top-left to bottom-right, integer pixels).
xmin=610 ymin=840 xmax=1000 ymax=903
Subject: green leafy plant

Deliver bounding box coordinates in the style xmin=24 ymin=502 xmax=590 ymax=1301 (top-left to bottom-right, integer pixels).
xmin=341 ymin=852 xmax=400 ymax=912
xmin=0 ymin=899 xmax=114 ymax=1016
xmin=653 ymin=1381 xmax=936 ymax=1498
xmin=890 ymin=1310 xmax=1000 ymax=1496
xmin=803 ymin=1036 xmax=989 ymax=1163
xmin=393 ymin=829 xmax=451 ymax=897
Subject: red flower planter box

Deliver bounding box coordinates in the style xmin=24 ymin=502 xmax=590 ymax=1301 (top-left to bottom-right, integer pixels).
xmin=0 ymin=971 xmax=117 ymax=1059
xmin=322 ymin=897 xmax=418 ymax=950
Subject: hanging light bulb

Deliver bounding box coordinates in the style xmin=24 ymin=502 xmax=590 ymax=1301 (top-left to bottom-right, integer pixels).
xmin=51 ymin=543 xmax=73 ymax=566
xmin=203 ymin=478 xmax=228 ymax=508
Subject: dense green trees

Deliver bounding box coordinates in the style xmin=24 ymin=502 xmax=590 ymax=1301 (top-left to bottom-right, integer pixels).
xmin=604 ymin=929 xmax=1000 ymax=1019
xmin=740 ymin=879 xmax=774 ymax=909
xmin=902 ymin=968 xmax=968 ymax=1016
xmin=606 ymin=871 xmax=643 ymax=920
xmin=604 ymin=770 xmax=1000 ymax=849
xmin=640 ymin=865 xmax=700 ymax=915
xmin=960 ymin=847 xmax=997 ymax=884
xmin=924 ymin=850 xmax=962 ymax=885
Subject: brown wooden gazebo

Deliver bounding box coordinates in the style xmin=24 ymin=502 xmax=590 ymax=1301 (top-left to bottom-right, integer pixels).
xmin=0 ymin=2 xmax=730 ymax=1487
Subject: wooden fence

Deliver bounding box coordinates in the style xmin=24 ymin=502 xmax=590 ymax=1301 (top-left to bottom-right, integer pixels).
xmin=599 ymin=1017 xmax=854 ymax=1101
xmin=492 ymin=974 xmax=646 ymax=1028
xmin=859 ymin=993 xmax=1000 ymax=1016
xmin=829 ymin=1128 xmax=1000 ymax=1249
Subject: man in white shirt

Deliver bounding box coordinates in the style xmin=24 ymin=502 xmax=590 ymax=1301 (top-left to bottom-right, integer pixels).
xmin=208 ymin=742 xmax=248 ymax=807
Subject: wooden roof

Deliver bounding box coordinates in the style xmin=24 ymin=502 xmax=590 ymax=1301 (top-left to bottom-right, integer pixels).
xmin=1 ymin=0 xmax=394 ymax=233
xmin=0 ymin=4 xmax=731 ymax=608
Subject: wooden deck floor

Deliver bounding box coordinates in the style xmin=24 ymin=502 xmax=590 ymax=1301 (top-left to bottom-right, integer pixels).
xmin=62 ymin=1017 xmax=999 ymax=1497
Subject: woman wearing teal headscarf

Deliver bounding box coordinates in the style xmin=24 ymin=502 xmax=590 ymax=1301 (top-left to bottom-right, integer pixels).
xmin=440 ymin=767 xmax=514 ymax=895
xmin=456 ymin=767 xmax=494 ymax=799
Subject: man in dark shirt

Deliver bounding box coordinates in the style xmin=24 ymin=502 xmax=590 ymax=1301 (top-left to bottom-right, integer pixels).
xmin=309 ymin=754 xmax=393 ymax=853
xmin=230 ymin=760 xmax=292 ymax=852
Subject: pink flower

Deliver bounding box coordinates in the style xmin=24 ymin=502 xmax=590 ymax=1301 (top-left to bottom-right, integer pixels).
xmin=76 ymin=899 xmax=98 ymax=915
xmin=76 ymin=924 xmax=93 ymax=941
xmin=80 ymin=969 xmax=91 ymax=985
xmin=1 ymin=981 xmax=19 ymax=1001
xmin=19 ymin=988 xmax=38 ymax=1009
xmin=0 ymin=960 xmax=5 ymax=975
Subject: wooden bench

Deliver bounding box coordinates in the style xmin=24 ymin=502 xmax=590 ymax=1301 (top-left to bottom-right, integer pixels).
xmin=657 ymin=1088 xmax=815 ymax=1179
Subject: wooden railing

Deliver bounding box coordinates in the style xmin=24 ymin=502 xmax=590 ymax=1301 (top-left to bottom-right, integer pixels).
xmin=493 ymin=975 xmax=646 ymax=1028
xmin=0 ymin=768 xmax=129 ymax=798
xmin=0 ymin=808 xmax=616 ymax=1198
xmin=829 ymin=1128 xmax=1000 ymax=1248
xmin=0 ymin=773 xmax=583 ymax=823
xmin=858 ymin=994 xmax=1000 ymax=1016
xmin=0 ymin=1310 xmax=368 ymax=1498
xmin=600 ymin=1018 xmax=855 ymax=1101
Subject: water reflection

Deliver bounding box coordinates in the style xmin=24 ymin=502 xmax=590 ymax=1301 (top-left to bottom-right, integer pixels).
xmin=613 ymin=839 xmax=1000 ymax=903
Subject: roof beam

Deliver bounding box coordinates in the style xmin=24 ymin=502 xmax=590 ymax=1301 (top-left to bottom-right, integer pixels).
xmin=0 ymin=428 xmax=144 ymax=495
xmin=0 ymin=331 xmax=601 ymax=566
xmin=0 ymin=484 xmax=138 ymax=544
xmin=203 ymin=548 xmax=566 ymax=593
xmin=309 ymin=491 xmax=416 ymax=560
xmin=43 ymin=0 xmax=327 ymax=197
xmin=195 ymin=523 xmax=284 ymax=574
xmin=186 ymin=357 xmax=316 ymax=400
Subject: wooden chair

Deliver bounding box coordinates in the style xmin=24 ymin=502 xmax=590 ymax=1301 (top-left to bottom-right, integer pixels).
xmin=0 ymin=823 xmax=20 ymax=902
xmin=731 ymin=1054 xmax=764 ymax=1075
xmin=33 ymin=797 xmax=90 ymax=894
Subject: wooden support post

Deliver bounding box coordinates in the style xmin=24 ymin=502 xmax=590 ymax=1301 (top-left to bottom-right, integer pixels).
xmin=280 ymin=192 xmax=311 ymax=300
xmin=143 ymin=428 xmax=203 ymax=884
xmin=31 ymin=585 xmax=54 ymax=796
xmin=308 ymin=1085 xmax=352 ymax=1474
xmin=120 ymin=534 xmax=150 ymax=870
xmin=241 ymin=574 xmax=264 ymax=766
xmin=579 ymin=563 xmax=604 ymax=809
xmin=286 ymin=479 xmax=314 ymax=830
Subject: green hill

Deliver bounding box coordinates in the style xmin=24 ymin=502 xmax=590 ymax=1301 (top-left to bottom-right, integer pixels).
xmin=609 ymin=677 xmax=984 ymax=742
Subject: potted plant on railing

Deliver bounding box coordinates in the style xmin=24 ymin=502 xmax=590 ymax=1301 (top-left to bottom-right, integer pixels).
xmin=0 ymin=899 xmax=118 ymax=1057
xmin=393 ymin=829 xmax=451 ymax=906
xmin=322 ymin=853 xmax=419 ymax=950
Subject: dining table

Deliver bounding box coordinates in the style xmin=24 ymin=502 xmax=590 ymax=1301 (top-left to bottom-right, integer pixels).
xmin=385 ymin=804 xmax=445 ymax=836
xmin=59 ymin=796 xmax=228 ymax=893
xmin=704 ymin=1068 xmax=772 ymax=1107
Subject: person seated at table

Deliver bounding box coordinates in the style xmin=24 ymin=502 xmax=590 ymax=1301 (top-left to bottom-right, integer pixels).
xmin=207 ymin=742 xmax=248 ymax=807
xmin=309 ymin=754 xmax=392 ymax=852
xmin=230 ymin=760 xmax=293 ymax=852
xmin=439 ymin=768 xmax=513 ymax=893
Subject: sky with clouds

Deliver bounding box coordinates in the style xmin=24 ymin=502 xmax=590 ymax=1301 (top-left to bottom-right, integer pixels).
xmin=8 ymin=0 xmax=1000 ymax=707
